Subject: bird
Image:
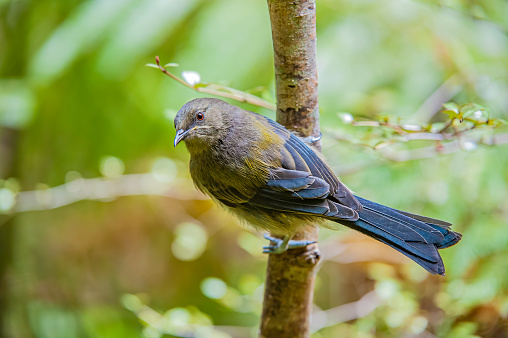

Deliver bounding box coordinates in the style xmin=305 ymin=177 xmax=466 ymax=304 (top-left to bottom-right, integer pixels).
xmin=173 ymin=98 xmax=462 ymax=275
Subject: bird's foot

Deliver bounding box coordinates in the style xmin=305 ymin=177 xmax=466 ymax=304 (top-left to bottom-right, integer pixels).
xmin=301 ymin=246 xmax=320 ymax=265
xmin=300 ymin=132 xmax=322 ymax=145
xmin=262 ymin=234 xmax=317 ymax=254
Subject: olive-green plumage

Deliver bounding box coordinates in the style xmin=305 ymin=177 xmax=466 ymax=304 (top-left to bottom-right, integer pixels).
xmin=174 ymin=98 xmax=462 ymax=275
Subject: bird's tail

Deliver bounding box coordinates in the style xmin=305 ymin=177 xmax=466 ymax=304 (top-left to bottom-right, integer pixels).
xmin=335 ymin=196 xmax=462 ymax=275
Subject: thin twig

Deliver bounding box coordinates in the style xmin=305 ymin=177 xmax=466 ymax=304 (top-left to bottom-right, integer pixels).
xmin=379 ymin=132 xmax=508 ymax=162
xmin=328 ymin=132 xmax=508 ymax=176
xmin=152 ymin=56 xmax=276 ymax=111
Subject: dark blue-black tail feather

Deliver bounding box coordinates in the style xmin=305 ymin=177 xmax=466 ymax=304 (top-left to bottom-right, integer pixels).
xmin=336 ymin=196 xmax=461 ymax=275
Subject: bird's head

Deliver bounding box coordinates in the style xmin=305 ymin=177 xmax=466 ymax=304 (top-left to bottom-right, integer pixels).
xmin=173 ymin=98 xmax=233 ymax=150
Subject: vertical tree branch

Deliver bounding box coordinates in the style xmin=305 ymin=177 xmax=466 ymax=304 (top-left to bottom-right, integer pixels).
xmin=260 ymin=1 xmax=320 ymax=337
xmin=269 ymin=0 xmax=320 ymax=141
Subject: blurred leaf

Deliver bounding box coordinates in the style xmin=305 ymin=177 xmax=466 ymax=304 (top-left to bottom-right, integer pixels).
xmin=95 ymin=0 xmax=200 ymax=79
xmin=442 ymin=109 xmax=461 ymax=119
xmin=200 ymin=277 xmax=228 ymax=299
xmin=29 ymin=0 xmax=135 ymax=84
xmin=171 ymin=222 xmax=208 ymax=261
xmin=145 ymin=63 xmax=160 ymax=69
xmin=0 ymin=188 xmax=16 ymax=213
xmin=0 ymin=80 xmax=35 ymax=128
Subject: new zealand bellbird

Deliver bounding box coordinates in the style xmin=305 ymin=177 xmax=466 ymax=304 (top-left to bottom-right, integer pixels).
xmin=174 ymin=98 xmax=461 ymax=275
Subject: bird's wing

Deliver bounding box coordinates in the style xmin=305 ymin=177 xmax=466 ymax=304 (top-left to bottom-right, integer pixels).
xmin=248 ymin=168 xmax=359 ymax=220
xmin=261 ymin=116 xmax=362 ymax=212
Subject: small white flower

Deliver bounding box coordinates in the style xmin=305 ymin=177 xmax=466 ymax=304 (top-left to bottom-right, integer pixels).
xmin=471 ymin=110 xmax=486 ymax=121
xmin=338 ymin=112 xmax=354 ymax=124
xmin=181 ymin=71 xmax=201 ymax=86
xmin=462 ymin=140 xmax=477 ymax=151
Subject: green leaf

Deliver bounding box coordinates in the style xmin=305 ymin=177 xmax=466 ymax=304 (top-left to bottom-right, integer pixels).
xmin=442 ymin=109 xmax=461 ymax=119
xmin=145 ymin=63 xmax=160 ymax=69
xmin=163 ymin=63 xmax=180 ymax=68
xmin=461 ymin=104 xmax=487 ymax=121
xmin=443 ymin=102 xmax=459 ymax=113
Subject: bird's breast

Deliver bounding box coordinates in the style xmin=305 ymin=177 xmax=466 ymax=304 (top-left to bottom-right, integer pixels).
xmin=189 ymin=149 xmax=269 ymax=205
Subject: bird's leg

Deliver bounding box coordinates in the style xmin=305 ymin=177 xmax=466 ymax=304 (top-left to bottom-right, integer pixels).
xmin=263 ymin=234 xmax=317 ymax=254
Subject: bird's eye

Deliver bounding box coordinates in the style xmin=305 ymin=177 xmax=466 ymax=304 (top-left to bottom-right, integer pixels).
xmin=196 ymin=112 xmax=205 ymax=121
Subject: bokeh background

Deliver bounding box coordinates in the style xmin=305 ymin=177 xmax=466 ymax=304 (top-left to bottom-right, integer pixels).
xmin=1 ymin=0 xmax=508 ymax=337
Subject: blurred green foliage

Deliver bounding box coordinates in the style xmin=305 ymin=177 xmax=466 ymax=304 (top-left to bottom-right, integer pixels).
xmin=1 ymin=0 xmax=508 ymax=337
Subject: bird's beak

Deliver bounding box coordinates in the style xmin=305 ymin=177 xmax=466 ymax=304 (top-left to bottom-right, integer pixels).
xmin=174 ymin=128 xmax=193 ymax=147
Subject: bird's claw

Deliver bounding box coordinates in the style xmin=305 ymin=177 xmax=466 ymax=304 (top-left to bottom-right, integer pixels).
xmin=262 ymin=246 xmax=287 ymax=254
xmin=262 ymin=233 xmax=317 ymax=254
xmin=263 ymin=233 xmax=284 ymax=244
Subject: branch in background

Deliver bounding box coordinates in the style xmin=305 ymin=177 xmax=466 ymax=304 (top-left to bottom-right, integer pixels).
xmin=311 ymin=291 xmax=383 ymax=333
xmin=342 ymin=101 xmax=503 ymax=135
xmin=379 ymin=133 xmax=508 ymax=162
xmin=330 ymin=102 xmax=507 ymax=171
xmin=146 ymin=56 xmax=276 ymax=111
xmin=0 ymin=174 xmax=205 ymax=215
xmin=329 ymin=132 xmax=508 ymax=176
xmin=122 ymin=288 xmax=385 ymax=337
xmin=122 ymin=294 xmax=250 ymax=338
xmin=332 ymin=131 xmax=508 ymax=164
xmin=5 ymin=132 xmax=506 ymax=215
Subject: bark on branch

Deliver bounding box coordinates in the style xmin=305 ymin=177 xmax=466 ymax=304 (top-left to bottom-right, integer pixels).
xmin=260 ymin=1 xmax=320 ymax=337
